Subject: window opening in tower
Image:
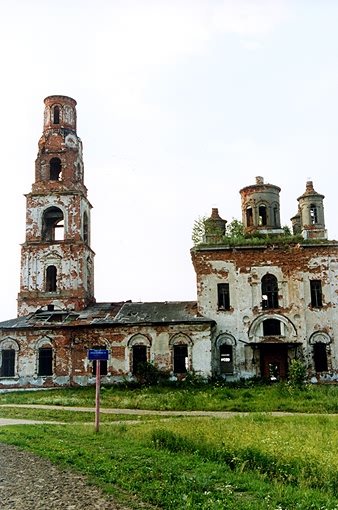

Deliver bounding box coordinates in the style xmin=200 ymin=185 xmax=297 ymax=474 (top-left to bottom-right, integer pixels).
xmin=310 ymin=204 xmax=318 ymax=224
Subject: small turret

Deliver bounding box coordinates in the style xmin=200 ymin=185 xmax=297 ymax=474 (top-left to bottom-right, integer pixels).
xmin=239 ymin=176 xmax=283 ymax=235
xmin=204 ymin=208 xmax=226 ymax=243
xmin=295 ymin=180 xmax=327 ymax=240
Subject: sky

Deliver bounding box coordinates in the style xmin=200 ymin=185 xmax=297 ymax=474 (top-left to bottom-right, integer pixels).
xmin=0 ymin=0 xmax=338 ymax=321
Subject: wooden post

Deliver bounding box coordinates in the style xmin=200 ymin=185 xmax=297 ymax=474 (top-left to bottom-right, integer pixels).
xmin=95 ymin=359 xmax=101 ymax=432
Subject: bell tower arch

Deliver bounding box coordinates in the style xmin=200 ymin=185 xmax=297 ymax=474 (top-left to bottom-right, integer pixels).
xmin=17 ymin=95 xmax=95 ymax=316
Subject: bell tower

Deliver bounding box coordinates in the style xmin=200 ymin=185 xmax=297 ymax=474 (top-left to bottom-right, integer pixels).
xmin=17 ymin=95 xmax=95 ymax=316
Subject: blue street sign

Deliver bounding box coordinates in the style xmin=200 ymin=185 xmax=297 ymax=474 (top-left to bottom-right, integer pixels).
xmin=88 ymin=349 xmax=109 ymax=361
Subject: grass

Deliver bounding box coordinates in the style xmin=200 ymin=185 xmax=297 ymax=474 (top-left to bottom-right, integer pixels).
xmin=0 ymin=383 xmax=338 ymax=508
xmin=0 ymin=415 xmax=338 ymax=509
xmin=1 ymin=382 xmax=338 ymax=413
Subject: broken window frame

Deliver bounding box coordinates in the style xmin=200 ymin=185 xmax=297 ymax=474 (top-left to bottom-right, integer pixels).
xmin=38 ymin=347 xmax=53 ymax=376
xmin=217 ymin=283 xmax=230 ymax=311
xmin=173 ymin=344 xmax=188 ymax=374
xmin=310 ymin=204 xmax=318 ymax=224
xmin=261 ymin=274 xmax=279 ymax=309
xmin=0 ymin=349 xmax=15 ymax=378
xmin=310 ymin=280 xmax=323 ymax=308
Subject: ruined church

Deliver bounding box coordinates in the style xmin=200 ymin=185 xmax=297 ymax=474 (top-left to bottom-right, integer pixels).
xmin=0 ymin=95 xmax=337 ymax=388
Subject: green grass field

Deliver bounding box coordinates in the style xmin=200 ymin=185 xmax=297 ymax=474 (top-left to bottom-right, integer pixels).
xmin=0 ymin=383 xmax=338 ymax=509
xmin=1 ymin=381 xmax=338 ymax=413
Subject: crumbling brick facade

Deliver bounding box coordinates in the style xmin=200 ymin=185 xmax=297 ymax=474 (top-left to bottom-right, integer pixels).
xmin=0 ymin=100 xmax=336 ymax=389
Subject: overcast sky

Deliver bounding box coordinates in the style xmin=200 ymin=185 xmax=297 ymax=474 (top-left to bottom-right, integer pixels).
xmin=0 ymin=0 xmax=338 ymax=320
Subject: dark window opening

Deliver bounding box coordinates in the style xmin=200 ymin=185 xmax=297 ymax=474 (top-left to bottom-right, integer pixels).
xmin=218 ymin=283 xmax=230 ymax=310
xmin=258 ymin=205 xmax=267 ymax=226
xmin=310 ymin=204 xmax=318 ymax=224
xmin=314 ymin=343 xmax=328 ymax=372
xmin=46 ymin=265 xmax=57 ymax=292
xmin=273 ymin=206 xmax=278 ymax=226
xmin=220 ymin=344 xmax=233 ymax=374
xmin=42 ymin=207 xmax=64 ymax=241
xmin=83 ymin=212 xmax=89 ymax=243
xmin=50 ymin=158 xmax=62 ymax=180
xmin=53 ymin=106 xmax=60 ymax=124
xmin=38 ymin=348 xmax=53 ymax=376
xmin=1 ymin=349 xmax=15 ymax=377
xmin=263 ymin=319 xmax=281 ymax=336
xmin=92 ymin=346 xmax=108 ymax=376
xmin=262 ymin=274 xmax=279 ymax=309
xmin=132 ymin=345 xmax=147 ymax=374
xmin=173 ymin=345 xmax=188 ymax=374
xmin=246 ymin=207 xmax=253 ymax=227
xmin=310 ymin=280 xmax=323 ymax=307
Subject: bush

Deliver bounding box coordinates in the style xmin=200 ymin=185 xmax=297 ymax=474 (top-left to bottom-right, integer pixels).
xmin=288 ymin=359 xmax=306 ymax=389
xmin=134 ymin=362 xmax=169 ymax=387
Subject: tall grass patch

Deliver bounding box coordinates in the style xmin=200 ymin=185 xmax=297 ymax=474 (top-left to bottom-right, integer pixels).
xmin=149 ymin=414 xmax=338 ymax=492
xmin=2 ymin=383 xmax=338 ymax=413
xmin=0 ymin=415 xmax=338 ymax=509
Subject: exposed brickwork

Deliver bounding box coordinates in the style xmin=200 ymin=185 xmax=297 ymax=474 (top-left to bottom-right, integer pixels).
xmin=0 ymin=100 xmax=336 ymax=389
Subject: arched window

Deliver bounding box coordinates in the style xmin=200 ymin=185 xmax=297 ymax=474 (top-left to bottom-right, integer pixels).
xmin=38 ymin=348 xmax=53 ymax=376
xmin=310 ymin=204 xmax=318 ymax=224
xmin=313 ymin=343 xmax=328 ymax=372
xmin=132 ymin=345 xmax=147 ymax=374
xmin=258 ymin=205 xmax=267 ymax=226
xmin=42 ymin=207 xmax=64 ymax=241
xmin=220 ymin=344 xmax=233 ymax=374
xmin=173 ymin=345 xmax=188 ymax=373
xmin=170 ymin=334 xmax=192 ymax=374
xmin=0 ymin=339 xmax=19 ymax=378
xmin=262 ymin=274 xmax=278 ymax=309
xmin=50 ymin=158 xmax=62 ymax=180
xmin=0 ymin=349 xmax=15 ymax=377
xmin=46 ymin=265 xmax=57 ymax=292
xmin=53 ymin=106 xmax=60 ymax=124
xmin=263 ymin=319 xmax=281 ymax=336
xmin=246 ymin=207 xmax=253 ymax=226
xmin=83 ymin=211 xmax=89 ymax=243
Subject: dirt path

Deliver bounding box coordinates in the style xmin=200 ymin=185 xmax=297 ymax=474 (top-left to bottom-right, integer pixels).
xmin=0 ymin=442 xmax=150 ymax=510
xmin=1 ymin=404 xmax=337 ymax=418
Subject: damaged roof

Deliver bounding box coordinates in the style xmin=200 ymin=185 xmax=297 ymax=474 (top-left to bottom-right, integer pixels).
xmin=0 ymin=301 xmax=214 ymax=329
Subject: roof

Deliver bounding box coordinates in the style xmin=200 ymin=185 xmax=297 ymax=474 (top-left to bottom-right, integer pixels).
xmin=0 ymin=301 xmax=214 ymax=330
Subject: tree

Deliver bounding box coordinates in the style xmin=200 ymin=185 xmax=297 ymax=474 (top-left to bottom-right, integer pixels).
xmin=192 ymin=216 xmax=208 ymax=246
xmin=226 ymin=218 xmax=244 ymax=239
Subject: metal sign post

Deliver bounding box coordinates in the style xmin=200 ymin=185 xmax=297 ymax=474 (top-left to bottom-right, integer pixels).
xmin=95 ymin=359 xmax=101 ymax=432
xmin=88 ymin=349 xmax=109 ymax=433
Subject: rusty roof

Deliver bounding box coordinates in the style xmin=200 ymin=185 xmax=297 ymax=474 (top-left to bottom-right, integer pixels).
xmin=0 ymin=301 xmax=214 ymax=330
